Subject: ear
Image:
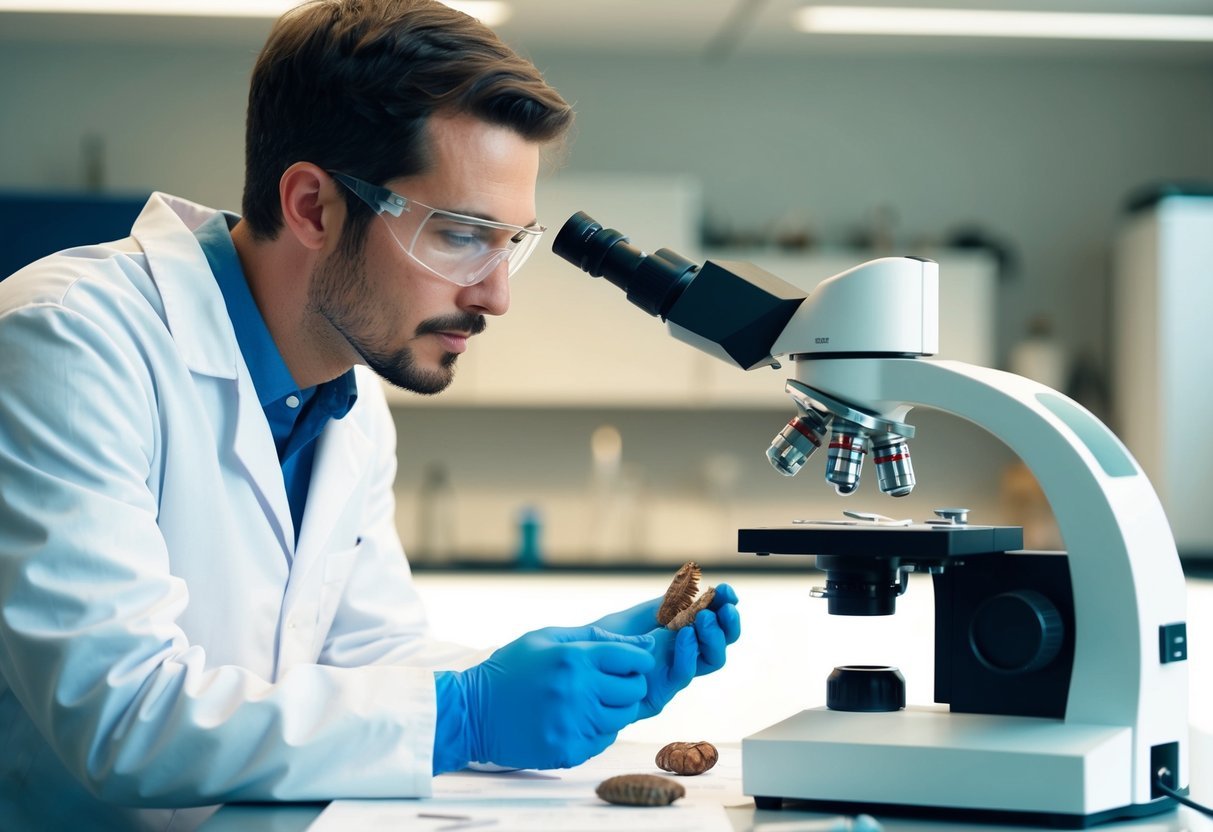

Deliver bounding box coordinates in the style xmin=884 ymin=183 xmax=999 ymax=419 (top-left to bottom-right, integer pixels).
xmin=278 ymin=162 xmax=342 ymax=252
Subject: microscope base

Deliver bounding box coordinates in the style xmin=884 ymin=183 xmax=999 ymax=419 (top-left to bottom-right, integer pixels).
xmin=742 ymin=707 xmax=1176 ymax=828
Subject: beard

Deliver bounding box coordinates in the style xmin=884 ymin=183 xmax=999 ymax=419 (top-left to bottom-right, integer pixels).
xmin=308 ymin=240 xmax=486 ymax=395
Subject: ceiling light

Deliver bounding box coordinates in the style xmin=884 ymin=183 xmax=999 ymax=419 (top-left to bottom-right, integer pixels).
xmin=795 ymin=6 xmax=1213 ymax=42
xmin=0 ymin=0 xmax=295 ymax=15
xmin=0 ymin=0 xmax=512 ymax=26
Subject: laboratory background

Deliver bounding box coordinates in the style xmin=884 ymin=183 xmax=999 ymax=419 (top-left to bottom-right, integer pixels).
xmin=3 ymin=0 xmax=1213 ymax=784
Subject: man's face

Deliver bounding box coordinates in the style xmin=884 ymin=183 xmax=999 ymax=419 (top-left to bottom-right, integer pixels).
xmin=310 ymin=113 xmax=540 ymax=394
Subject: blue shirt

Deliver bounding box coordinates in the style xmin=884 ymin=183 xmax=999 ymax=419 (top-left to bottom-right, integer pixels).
xmin=193 ymin=212 xmax=358 ymax=543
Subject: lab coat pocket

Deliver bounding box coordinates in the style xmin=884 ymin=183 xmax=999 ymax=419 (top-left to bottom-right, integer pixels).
xmin=310 ymin=544 xmax=360 ymax=656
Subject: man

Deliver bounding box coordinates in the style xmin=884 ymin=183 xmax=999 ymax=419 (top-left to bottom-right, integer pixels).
xmin=0 ymin=1 xmax=740 ymax=830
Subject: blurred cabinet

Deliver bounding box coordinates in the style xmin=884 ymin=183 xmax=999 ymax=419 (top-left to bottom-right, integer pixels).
xmin=385 ymin=175 xmax=998 ymax=410
xmin=1113 ymin=194 xmax=1213 ymax=558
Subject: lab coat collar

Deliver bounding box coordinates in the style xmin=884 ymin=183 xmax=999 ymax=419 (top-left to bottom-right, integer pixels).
xmin=130 ymin=192 xmax=240 ymax=380
xmin=132 ymin=192 xmax=294 ymax=556
xmin=128 ymin=193 xmax=381 ymax=566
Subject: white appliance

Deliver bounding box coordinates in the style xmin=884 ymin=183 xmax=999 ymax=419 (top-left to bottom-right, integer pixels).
xmin=1113 ymin=192 xmax=1213 ymax=560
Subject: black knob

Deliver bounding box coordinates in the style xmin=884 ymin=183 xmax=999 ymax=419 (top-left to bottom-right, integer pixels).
xmin=969 ymin=590 xmax=1064 ymax=674
xmin=826 ymin=665 xmax=906 ymax=712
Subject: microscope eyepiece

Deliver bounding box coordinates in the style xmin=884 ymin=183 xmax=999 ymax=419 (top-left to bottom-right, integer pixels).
xmin=551 ymin=212 xmax=627 ymax=275
xmin=552 ymin=212 xmax=700 ymax=320
xmin=553 ymin=212 xmax=807 ymax=371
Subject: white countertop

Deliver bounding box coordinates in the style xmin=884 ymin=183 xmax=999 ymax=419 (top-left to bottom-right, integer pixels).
xmin=201 ymin=570 xmax=1213 ymax=830
xmin=411 ymin=570 xmax=1213 ymax=767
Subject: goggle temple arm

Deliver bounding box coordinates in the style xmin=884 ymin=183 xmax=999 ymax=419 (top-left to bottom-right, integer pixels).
xmin=331 ymin=172 xmax=407 ymax=218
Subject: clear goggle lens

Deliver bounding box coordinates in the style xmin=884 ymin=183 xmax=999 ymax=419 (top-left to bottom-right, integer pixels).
xmin=331 ymin=171 xmax=545 ymax=286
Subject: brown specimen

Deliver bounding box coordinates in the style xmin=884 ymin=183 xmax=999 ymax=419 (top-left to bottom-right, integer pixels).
xmin=657 ymin=561 xmax=716 ymax=630
xmin=595 ymin=773 xmax=686 ymax=806
xmin=655 ymin=740 xmax=719 ymax=776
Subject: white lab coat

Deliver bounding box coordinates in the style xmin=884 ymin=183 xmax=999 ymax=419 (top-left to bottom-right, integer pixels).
xmin=0 ymin=193 xmax=481 ymax=831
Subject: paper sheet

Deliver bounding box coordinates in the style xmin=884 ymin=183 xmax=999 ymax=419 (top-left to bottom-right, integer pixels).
xmin=308 ymin=742 xmax=741 ymax=831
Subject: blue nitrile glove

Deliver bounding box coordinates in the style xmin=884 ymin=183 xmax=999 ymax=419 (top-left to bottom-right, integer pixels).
xmin=590 ymin=583 xmax=740 ymax=718
xmin=432 ymin=625 xmax=655 ymax=773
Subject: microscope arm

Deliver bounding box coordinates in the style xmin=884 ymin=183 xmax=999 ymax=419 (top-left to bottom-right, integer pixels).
xmin=797 ymin=356 xmax=1189 ymax=804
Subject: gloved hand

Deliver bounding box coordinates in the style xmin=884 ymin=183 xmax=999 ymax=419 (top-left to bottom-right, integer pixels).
xmin=433 ymin=625 xmax=655 ymax=773
xmin=590 ymin=583 xmax=740 ymax=719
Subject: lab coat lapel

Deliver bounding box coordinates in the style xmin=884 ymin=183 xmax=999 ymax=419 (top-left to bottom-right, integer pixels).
xmin=284 ymin=414 xmax=372 ymax=607
xmin=229 ymin=369 xmax=296 ymax=559
xmin=132 ymin=192 xmax=295 ymax=561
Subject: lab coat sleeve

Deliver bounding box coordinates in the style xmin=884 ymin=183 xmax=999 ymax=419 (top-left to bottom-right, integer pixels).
xmin=318 ymin=374 xmax=490 ymax=672
xmin=0 ymin=300 xmax=438 ymax=806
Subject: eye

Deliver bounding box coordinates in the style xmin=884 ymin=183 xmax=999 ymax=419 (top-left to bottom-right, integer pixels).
xmin=426 ymin=219 xmax=491 ymax=253
xmin=440 ymin=228 xmax=480 ymax=249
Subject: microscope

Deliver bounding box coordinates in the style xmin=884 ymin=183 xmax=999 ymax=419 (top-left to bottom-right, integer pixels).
xmin=553 ymin=213 xmax=1191 ymax=827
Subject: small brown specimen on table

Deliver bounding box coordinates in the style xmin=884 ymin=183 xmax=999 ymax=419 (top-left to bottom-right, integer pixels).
xmin=655 ymin=740 xmax=719 ymax=775
xmin=595 ymin=773 xmax=686 ymax=806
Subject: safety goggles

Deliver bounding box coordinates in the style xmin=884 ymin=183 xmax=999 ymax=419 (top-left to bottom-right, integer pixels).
xmin=330 ymin=171 xmax=545 ymax=287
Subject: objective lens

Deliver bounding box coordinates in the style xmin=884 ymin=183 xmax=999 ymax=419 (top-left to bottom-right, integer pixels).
xmin=767 ymin=409 xmax=833 ymax=476
xmin=826 ymin=421 xmax=868 ymax=495
xmin=872 ymin=432 xmax=915 ymax=497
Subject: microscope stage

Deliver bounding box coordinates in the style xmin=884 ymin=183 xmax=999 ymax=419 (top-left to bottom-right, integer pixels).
xmin=738 ymin=523 xmax=1024 ymax=560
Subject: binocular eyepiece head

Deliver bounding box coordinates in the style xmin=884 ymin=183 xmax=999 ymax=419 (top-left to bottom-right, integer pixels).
xmin=552 ymin=211 xmax=700 ymax=320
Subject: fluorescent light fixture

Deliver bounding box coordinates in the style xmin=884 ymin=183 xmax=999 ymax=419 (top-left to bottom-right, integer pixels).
xmin=795 ymin=6 xmax=1213 ymax=42
xmin=0 ymin=0 xmax=296 ymax=14
xmin=445 ymin=1 xmax=512 ymax=26
xmin=0 ymin=0 xmax=512 ymax=26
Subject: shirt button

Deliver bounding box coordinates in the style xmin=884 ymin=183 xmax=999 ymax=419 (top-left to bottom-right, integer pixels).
xmin=285 ymin=395 xmax=301 ymax=409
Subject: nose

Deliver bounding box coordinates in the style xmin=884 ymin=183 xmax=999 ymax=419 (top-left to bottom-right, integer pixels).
xmin=460 ymin=257 xmax=510 ymax=317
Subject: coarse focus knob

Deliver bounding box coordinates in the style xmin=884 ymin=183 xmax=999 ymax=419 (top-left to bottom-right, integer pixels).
xmin=826 ymin=665 xmax=906 ymax=712
xmin=969 ymin=590 xmax=1064 ymax=674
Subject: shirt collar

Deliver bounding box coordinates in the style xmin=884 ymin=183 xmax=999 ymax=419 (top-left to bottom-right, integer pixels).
xmin=194 ymin=212 xmax=300 ymax=409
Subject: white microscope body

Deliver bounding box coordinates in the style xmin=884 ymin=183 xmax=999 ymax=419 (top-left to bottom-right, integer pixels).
xmin=551 ymin=214 xmax=1190 ymax=826
xmin=740 ymin=258 xmax=1189 ymax=823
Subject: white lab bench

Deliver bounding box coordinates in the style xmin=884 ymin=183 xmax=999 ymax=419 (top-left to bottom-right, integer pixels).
xmin=200 ymin=570 xmax=1213 ymax=831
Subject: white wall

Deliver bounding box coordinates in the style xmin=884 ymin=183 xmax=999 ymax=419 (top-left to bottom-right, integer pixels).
xmin=528 ymin=51 xmax=1213 ymax=370
xmin=2 ymin=41 xmax=1209 ymax=367
xmin=2 ymin=37 xmax=1209 ymax=559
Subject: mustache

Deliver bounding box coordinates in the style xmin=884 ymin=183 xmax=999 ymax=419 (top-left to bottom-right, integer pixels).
xmin=415 ymin=312 xmax=487 ymax=338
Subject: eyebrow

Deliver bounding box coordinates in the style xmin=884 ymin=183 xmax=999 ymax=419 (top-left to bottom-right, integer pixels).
xmin=446 ymin=207 xmax=541 ymax=228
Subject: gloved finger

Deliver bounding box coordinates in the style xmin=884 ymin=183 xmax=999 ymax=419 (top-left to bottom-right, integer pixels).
xmin=643 ymin=625 xmax=676 ymax=660
xmin=585 ymin=639 xmax=657 ymax=677
xmin=710 ymin=582 xmax=739 ymax=609
xmin=693 ymin=607 xmax=728 ymax=673
xmin=589 ymin=597 xmax=662 ymax=634
xmin=670 ymin=625 xmax=698 ymax=686
xmin=591 ymin=666 xmax=649 ymax=707
xmin=588 ymin=701 xmax=640 ymax=738
xmin=581 ymin=726 xmax=622 ymax=763
xmin=715 ymin=601 xmax=741 ymax=645
xmin=548 ymin=625 xmax=656 ymax=646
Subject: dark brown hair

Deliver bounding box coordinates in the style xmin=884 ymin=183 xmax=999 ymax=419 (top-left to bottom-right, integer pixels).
xmin=242 ymin=0 xmax=573 ymax=242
